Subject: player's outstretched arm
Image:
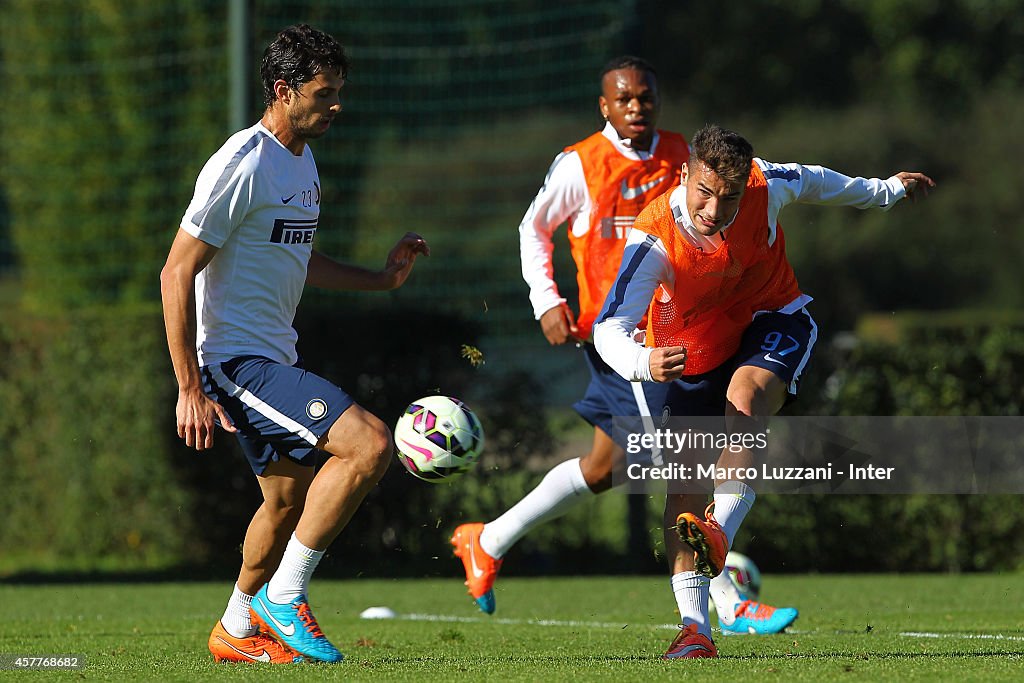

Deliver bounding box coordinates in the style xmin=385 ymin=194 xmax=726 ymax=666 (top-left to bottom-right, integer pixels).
xmin=160 ymin=229 xmax=237 ymax=451
xmin=306 ymin=232 xmax=429 ymax=291
xmin=894 ymin=171 xmax=936 ymax=203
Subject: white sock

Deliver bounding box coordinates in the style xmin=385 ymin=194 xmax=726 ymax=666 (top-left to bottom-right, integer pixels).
xmin=713 ymin=481 xmax=755 ymax=548
xmin=266 ymin=533 xmax=325 ymax=604
xmin=709 ymin=571 xmax=744 ymax=624
xmin=671 ymin=571 xmax=711 ymax=637
xmin=479 ymin=458 xmax=593 ymax=559
xmin=221 ymin=584 xmax=257 ymax=638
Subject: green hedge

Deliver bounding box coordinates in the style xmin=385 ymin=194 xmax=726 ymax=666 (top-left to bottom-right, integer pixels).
xmin=738 ymin=321 xmax=1024 ymax=573
xmin=3 ymin=307 xmax=1022 ymax=577
xmin=0 ymin=306 xmax=193 ymax=574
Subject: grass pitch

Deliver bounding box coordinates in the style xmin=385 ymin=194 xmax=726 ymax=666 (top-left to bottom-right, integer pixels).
xmin=1 ymin=574 xmax=1022 ymax=681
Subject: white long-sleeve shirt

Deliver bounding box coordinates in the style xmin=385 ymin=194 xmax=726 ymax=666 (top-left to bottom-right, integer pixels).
xmin=593 ymin=159 xmax=907 ymax=382
xmin=518 ymin=122 xmax=663 ymax=321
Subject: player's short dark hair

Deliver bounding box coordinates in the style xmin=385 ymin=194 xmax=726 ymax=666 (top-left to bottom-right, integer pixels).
xmin=600 ymin=55 xmax=657 ymax=81
xmin=260 ymin=24 xmax=349 ymax=107
xmin=689 ymin=124 xmax=754 ymax=186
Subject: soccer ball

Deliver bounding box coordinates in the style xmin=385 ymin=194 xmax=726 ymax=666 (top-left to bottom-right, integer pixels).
xmin=394 ymin=395 xmax=484 ymax=483
xmin=724 ymin=551 xmax=761 ymax=601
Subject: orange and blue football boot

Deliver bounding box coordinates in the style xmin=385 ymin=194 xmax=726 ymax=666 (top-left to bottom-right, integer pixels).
xmin=250 ymin=585 xmax=343 ymax=663
xmin=675 ymin=502 xmax=728 ymax=579
xmin=720 ymin=600 xmax=799 ymax=635
xmin=663 ymin=623 xmax=718 ymax=659
xmin=208 ymin=621 xmax=304 ymax=664
xmin=451 ymin=522 xmax=503 ymax=614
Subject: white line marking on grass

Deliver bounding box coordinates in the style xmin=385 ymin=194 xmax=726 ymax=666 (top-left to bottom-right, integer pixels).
xmin=374 ymin=614 xmax=1024 ymax=643
xmin=899 ymin=631 xmax=1024 ymax=642
xmin=390 ymin=612 xmax=679 ymax=631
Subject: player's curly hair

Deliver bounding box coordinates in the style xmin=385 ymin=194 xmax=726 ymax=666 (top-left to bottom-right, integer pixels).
xmin=260 ymin=24 xmax=349 ymax=107
xmin=600 ymin=55 xmax=657 ymax=80
xmin=689 ymin=124 xmax=754 ymax=186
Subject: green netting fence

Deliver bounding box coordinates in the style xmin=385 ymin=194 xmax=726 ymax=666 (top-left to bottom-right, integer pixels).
xmin=3 ymin=1 xmax=1024 ymax=575
xmin=0 ymin=0 xmax=639 ymax=383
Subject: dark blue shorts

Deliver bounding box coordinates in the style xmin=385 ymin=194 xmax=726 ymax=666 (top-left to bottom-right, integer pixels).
xmin=663 ymin=307 xmax=818 ymax=417
xmin=201 ymin=356 xmax=354 ymax=475
xmin=574 ymin=342 xmax=672 ymax=447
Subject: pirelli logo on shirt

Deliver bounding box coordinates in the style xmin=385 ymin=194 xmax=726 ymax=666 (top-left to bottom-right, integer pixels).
xmin=270 ymin=218 xmax=318 ymax=245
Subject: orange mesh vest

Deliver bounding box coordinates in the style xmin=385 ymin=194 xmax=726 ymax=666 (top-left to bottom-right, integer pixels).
xmin=637 ymin=162 xmax=802 ymax=374
xmin=567 ymin=130 xmax=689 ymax=338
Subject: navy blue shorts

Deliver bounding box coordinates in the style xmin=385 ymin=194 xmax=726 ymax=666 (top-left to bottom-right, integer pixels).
xmin=574 ymin=342 xmax=671 ymax=448
xmin=663 ymin=307 xmax=818 ymax=417
xmin=201 ymin=356 xmax=354 ymax=475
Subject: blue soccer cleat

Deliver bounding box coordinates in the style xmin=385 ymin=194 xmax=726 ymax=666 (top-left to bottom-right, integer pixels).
xmin=719 ymin=600 xmax=798 ymax=635
xmin=250 ymin=585 xmax=343 ymax=663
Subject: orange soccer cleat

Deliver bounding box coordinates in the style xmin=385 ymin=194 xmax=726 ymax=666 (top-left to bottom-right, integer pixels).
xmin=663 ymin=623 xmax=718 ymax=659
xmin=450 ymin=522 xmax=503 ymax=614
xmin=675 ymin=502 xmax=729 ymax=579
xmin=208 ymin=621 xmax=304 ymax=664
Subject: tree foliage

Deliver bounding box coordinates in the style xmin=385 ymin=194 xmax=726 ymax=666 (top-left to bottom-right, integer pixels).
xmin=0 ymin=1 xmax=226 ymax=311
xmin=1 ymin=1 xmax=1023 ymax=575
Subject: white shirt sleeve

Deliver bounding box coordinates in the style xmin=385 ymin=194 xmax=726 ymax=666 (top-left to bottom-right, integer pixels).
xmin=181 ymin=152 xmax=258 ymax=248
xmin=593 ymin=230 xmax=672 ymax=382
xmin=757 ymin=159 xmax=907 ymax=239
xmin=519 ymin=150 xmax=588 ymax=320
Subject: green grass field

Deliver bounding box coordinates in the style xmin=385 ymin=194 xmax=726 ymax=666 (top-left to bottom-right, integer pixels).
xmin=1 ymin=574 xmax=1022 ymax=681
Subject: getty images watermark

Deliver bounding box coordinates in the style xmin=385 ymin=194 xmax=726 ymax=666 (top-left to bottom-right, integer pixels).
xmin=609 ymin=416 xmax=1024 ymax=494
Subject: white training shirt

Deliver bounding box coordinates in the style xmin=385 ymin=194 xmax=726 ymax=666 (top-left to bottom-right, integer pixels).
xmin=180 ymin=121 xmax=321 ymax=367
xmin=519 ymin=122 xmax=664 ymax=321
xmin=593 ymin=158 xmax=908 ymax=382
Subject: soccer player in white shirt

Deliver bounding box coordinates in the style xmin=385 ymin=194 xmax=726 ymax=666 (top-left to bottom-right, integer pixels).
xmin=160 ymin=24 xmax=428 ymax=664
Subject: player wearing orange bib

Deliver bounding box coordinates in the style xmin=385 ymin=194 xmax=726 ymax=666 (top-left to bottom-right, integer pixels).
xmin=594 ymin=124 xmax=934 ymax=658
xmin=558 ymin=110 xmax=688 ymax=339
xmin=451 ymin=59 xmax=796 ymax=637
xmin=450 ymin=56 xmax=679 ymax=615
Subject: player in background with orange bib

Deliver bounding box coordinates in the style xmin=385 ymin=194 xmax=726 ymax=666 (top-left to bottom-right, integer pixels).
xmin=594 ymin=124 xmax=934 ymax=658
xmin=450 ymin=58 xmax=796 ymax=635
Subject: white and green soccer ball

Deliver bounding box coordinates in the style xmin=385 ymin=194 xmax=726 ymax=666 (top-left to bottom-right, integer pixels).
xmin=394 ymin=395 xmax=484 ymax=483
xmin=724 ymin=551 xmax=761 ymax=601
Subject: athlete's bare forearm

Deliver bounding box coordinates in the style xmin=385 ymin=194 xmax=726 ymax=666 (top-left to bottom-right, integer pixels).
xmin=159 ymin=228 xmax=235 ymax=449
xmin=306 ymin=233 xmax=428 ymax=291
xmin=160 ymin=231 xmax=212 ymax=391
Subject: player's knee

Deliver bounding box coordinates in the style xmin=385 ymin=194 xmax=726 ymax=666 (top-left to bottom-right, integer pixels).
xmin=727 ymin=367 xmax=787 ymax=417
xmin=726 ymin=382 xmax=784 ymax=417
xmin=579 ymin=454 xmax=614 ymax=493
xmin=323 ymin=407 xmax=392 ymax=479
xmin=368 ymin=427 xmax=393 ymax=481
xmin=726 ymin=384 xmax=758 ymax=417
xmin=265 ymin=499 xmax=304 ymax=526
xmin=354 ymin=415 xmax=392 ymax=482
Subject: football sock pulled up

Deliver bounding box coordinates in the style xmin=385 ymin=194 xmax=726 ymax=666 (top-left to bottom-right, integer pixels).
xmin=480 ymin=458 xmax=593 ymax=559
xmin=671 ymin=571 xmax=712 ymax=637
xmin=709 ymin=571 xmax=743 ymax=625
xmin=267 ymin=533 xmax=325 ymax=604
xmin=221 ymin=584 xmax=257 ymax=638
xmin=712 ymin=481 xmax=755 ymax=548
